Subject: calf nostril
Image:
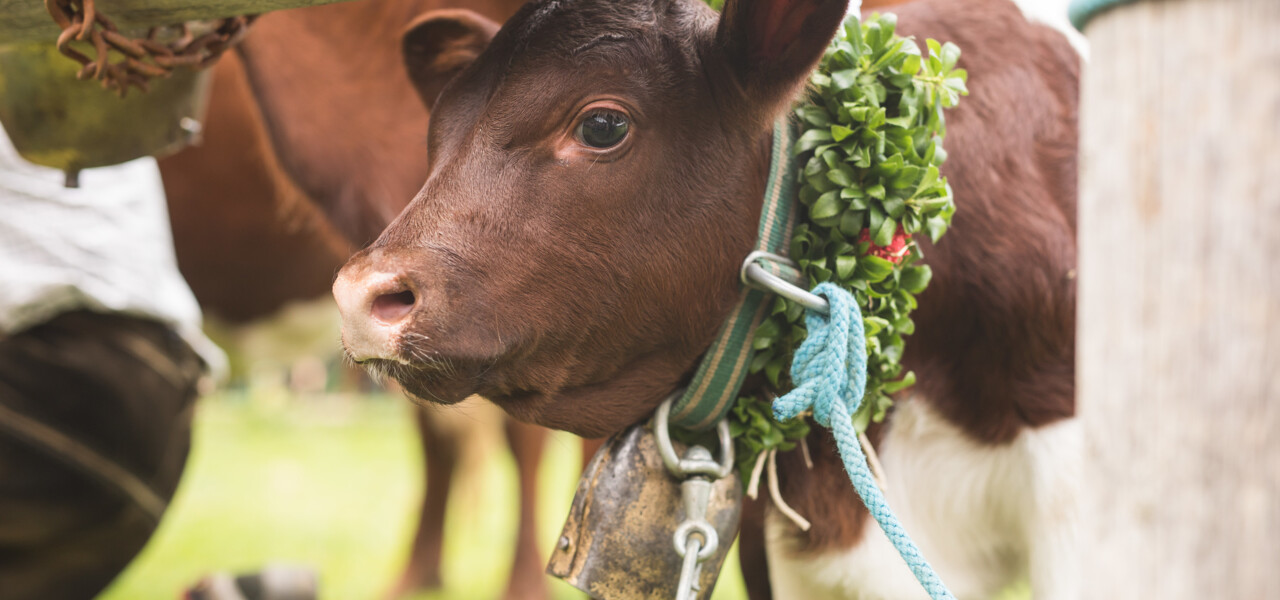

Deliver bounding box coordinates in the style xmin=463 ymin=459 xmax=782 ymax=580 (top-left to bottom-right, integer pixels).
xmin=371 ymin=289 xmax=416 ymax=324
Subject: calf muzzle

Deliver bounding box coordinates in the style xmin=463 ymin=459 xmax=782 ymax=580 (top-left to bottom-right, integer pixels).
xmin=332 ymin=264 xmax=417 ymax=363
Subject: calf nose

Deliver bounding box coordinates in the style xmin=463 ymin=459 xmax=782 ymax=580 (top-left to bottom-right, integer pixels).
xmin=333 ymin=269 xmax=418 ymax=362
xmin=371 ymin=288 xmax=416 ymax=323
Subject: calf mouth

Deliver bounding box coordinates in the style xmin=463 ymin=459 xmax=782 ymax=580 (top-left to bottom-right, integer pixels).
xmin=350 ymin=341 xmax=488 ymax=406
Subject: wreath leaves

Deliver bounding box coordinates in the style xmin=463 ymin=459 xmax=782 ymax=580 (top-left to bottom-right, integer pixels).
xmin=730 ymin=13 xmax=967 ymax=479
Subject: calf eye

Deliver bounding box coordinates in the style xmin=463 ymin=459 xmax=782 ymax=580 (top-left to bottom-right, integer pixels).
xmin=577 ymin=110 xmax=629 ymax=149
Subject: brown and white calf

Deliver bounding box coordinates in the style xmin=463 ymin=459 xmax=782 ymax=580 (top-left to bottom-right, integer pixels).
xmin=333 ymin=0 xmax=1080 ymax=597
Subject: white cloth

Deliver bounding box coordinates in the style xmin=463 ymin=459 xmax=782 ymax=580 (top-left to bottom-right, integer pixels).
xmin=0 ymin=125 xmax=226 ymax=379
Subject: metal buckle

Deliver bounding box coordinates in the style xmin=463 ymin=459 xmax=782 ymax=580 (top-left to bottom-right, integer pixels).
xmin=739 ymin=251 xmax=830 ymax=315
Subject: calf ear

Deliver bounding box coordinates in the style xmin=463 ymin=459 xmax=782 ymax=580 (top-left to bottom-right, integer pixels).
xmin=715 ymin=0 xmax=849 ymax=111
xmin=401 ymin=10 xmax=500 ymax=110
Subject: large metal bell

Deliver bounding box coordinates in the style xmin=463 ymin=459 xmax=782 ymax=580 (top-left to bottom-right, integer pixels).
xmin=548 ymin=424 xmax=743 ymax=600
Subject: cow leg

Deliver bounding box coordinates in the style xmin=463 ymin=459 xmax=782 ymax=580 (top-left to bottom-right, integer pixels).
xmin=503 ymin=419 xmax=549 ymax=600
xmin=738 ymin=496 xmax=773 ymax=600
xmin=388 ymin=407 xmax=457 ymax=597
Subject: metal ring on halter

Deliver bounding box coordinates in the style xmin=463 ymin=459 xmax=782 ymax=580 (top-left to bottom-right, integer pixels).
xmin=739 ymin=251 xmax=830 ymax=315
xmin=653 ymin=395 xmax=734 ymax=480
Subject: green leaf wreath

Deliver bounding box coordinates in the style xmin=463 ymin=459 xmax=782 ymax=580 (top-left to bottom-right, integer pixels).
xmin=728 ymin=13 xmax=968 ymax=478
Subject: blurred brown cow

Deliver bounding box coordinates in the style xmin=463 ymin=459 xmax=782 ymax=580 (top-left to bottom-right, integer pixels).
xmin=156 ymin=1 xmax=545 ymax=598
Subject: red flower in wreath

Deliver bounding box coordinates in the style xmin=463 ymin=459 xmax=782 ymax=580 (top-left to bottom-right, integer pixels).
xmin=859 ymin=226 xmax=912 ymax=264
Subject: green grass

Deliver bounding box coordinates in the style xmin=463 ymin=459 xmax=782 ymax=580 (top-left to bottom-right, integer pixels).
xmin=95 ymin=394 xmax=1028 ymax=600
xmin=97 ymin=394 xmax=747 ymax=600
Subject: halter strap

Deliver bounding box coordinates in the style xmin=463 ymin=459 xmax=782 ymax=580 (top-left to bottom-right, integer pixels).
xmin=668 ymin=119 xmax=802 ymax=430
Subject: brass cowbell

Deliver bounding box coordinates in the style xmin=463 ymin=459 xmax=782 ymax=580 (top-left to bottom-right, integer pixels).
xmin=548 ymin=423 xmax=743 ymax=600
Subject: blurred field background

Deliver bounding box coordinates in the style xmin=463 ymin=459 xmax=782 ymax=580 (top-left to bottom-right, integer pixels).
xmin=94 ymin=390 xmax=749 ymax=600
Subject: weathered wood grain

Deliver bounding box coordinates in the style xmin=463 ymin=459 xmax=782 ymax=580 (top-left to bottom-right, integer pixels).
xmin=0 ymin=0 xmax=351 ymax=44
xmin=1078 ymin=0 xmax=1280 ymax=597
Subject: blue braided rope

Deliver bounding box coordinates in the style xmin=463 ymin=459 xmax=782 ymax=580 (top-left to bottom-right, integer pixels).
xmin=773 ymin=282 xmax=956 ymax=600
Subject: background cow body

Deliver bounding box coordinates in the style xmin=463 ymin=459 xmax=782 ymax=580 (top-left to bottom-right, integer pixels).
xmin=156 ymin=0 xmax=543 ymax=597
xmin=330 ymin=0 xmax=1078 ymax=597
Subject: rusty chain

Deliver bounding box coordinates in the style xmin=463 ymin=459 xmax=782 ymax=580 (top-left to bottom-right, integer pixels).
xmin=44 ymin=0 xmax=254 ymax=97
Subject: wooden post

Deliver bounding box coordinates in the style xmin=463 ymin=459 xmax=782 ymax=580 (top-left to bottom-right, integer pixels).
xmin=1 ymin=0 xmax=350 ymax=43
xmin=1078 ymin=0 xmax=1280 ymax=597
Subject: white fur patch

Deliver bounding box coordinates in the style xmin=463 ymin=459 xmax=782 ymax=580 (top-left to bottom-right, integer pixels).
xmin=765 ymin=399 xmax=1080 ymax=599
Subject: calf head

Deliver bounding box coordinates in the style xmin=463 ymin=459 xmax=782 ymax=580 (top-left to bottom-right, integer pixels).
xmin=334 ymin=0 xmax=847 ymax=437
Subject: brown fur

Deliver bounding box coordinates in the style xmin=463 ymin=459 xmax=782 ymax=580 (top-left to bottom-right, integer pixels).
xmin=768 ymin=0 xmax=1078 ymax=558
xmin=234 ymin=0 xmax=531 ymax=246
xmin=339 ymin=0 xmax=847 ymax=437
xmin=156 ymin=1 xmax=538 ymax=598
xmin=895 ymin=0 xmax=1078 ymax=444
xmin=159 ymin=53 xmax=352 ymax=324
xmin=164 ymin=0 xmax=532 ymax=318
xmin=332 ymin=0 xmax=1077 ymax=593
xmin=335 ymin=0 xmax=1076 ymax=451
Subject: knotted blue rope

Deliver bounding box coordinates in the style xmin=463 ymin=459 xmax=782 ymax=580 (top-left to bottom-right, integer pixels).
xmin=773 ymin=282 xmax=956 ymax=600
